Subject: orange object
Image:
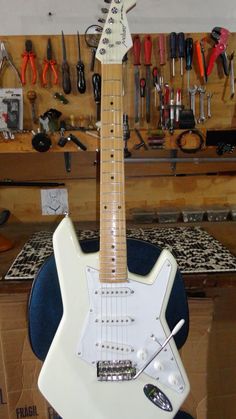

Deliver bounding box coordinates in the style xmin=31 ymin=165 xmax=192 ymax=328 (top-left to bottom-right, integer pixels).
xmin=195 ymin=40 xmax=205 ymax=78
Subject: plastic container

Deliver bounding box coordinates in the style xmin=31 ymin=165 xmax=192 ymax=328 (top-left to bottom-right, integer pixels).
xmin=156 ymin=209 xmax=180 ymax=223
xmin=206 ymin=207 xmax=229 ymax=222
xmin=132 ymin=210 xmax=156 ymax=223
xmin=182 ymin=208 xmax=205 ymax=223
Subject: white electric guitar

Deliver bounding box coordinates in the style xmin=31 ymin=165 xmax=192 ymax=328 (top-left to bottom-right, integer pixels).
xmin=38 ymin=1 xmax=190 ymax=417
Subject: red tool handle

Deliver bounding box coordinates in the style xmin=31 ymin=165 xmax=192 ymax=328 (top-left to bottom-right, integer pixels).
xmin=133 ymin=35 xmax=141 ymax=65
xmin=21 ymin=53 xmax=29 ymax=85
xmin=42 ymin=60 xmax=49 ymax=86
xmin=144 ymin=35 xmax=152 ymax=66
xmin=158 ymin=34 xmax=166 ymax=65
xmin=50 ymin=60 xmax=59 ymax=85
xmin=195 ymin=40 xmax=205 ymax=78
xmin=29 ymin=52 xmax=37 ymax=84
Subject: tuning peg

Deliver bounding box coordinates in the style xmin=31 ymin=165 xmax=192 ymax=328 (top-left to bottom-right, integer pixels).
xmin=98 ymin=17 xmax=106 ymax=23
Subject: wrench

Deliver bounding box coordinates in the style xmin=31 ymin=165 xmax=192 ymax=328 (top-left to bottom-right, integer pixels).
xmin=198 ymin=86 xmax=206 ymax=123
xmin=207 ymin=93 xmax=213 ymax=118
xmin=189 ymin=85 xmax=198 ymax=116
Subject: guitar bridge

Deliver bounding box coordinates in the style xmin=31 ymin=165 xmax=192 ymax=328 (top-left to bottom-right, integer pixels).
xmin=97 ymin=360 xmax=136 ymax=381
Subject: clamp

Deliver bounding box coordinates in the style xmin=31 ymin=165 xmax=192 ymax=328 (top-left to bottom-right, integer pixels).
xmin=21 ymin=40 xmax=37 ymax=85
xmin=207 ymin=27 xmax=230 ymax=76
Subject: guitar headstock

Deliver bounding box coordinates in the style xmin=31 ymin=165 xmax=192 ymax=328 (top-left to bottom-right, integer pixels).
xmin=96 ymin=0 xmax=136 ymax=64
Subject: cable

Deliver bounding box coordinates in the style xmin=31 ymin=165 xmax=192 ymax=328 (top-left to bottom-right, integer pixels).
xmin=176 ymin=129 xmax=205 ymax=153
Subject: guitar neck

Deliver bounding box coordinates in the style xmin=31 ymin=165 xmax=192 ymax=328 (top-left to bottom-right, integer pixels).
xmin=99 ymin=63 xmax=127 ymax=284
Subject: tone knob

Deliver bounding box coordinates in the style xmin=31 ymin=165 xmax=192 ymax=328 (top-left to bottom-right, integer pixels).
xmin=153 ymin=360 xmax=164 ymax=371
xmin=137 ymin=349 xmax=148 ymax=361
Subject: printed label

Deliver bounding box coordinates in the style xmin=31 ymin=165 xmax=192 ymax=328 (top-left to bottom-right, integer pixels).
xmin=16 ymin=405 xmax=39 ymax=418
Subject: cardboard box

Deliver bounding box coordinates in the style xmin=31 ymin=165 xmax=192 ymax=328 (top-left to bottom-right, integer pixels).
xmin=0 ymin=290 xmax=235 ymax=419
xmin=0 ymin=294 xmax=60 ymax=419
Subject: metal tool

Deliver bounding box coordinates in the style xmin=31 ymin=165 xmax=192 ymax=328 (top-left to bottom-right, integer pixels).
xmin=27 ymin=90 xmax=37 ymax=123
xmin=21 ymin=40 xmax=37 ymax=85
xmin=163 ymin=83 xmax=170 ymax=129
xmin=207 ymin=92 xmax=213 ymax=118
xmin=144 ymin=35 xmax=152 ymax=123
xmin=175 ymin=88 xmax=182 ymax=124
xmin=177 ymin=32 xmax=185 ymax=76
xmin=85 ymin=24 xmax=102 ymax=71
xmin=198 ymin=86 xmax=206 ymax=123
xmin=139 ymin=78 xmax=146 ymax=119
xmin=61 ymin=30 xmax=71 ymax=94
xmin=189 ymin=85 xmax=198 ymax=117
xmin=0 ymin=42 xmax=22 ymax=85
xmin=152 ymin=67 xmax=158 ymax=107
xmin=133 ymin=35 xmax=141 ymax=123
xmin=207 ymin=27 xmax=230 ymax=77
xmin=92 ymin=73 xmax=101 ymax=122
xmin=185 ymin=37 xmax=193 ymax=93
xmin=169 ymin=87 xmax=175 ymax=134
xmin=76 ymin=31 xmax=86 ymax=94
xmin=229 ymin=52 xmax=235 ymax=98
xmin=42 ymin=38 xmax=58 ymax=87
xmin=169 ymin=32 xmax=177 ymax=77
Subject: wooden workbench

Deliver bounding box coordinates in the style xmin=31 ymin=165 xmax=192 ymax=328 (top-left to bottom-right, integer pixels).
xmin=1 ymin=221 xmax=236 ymax=293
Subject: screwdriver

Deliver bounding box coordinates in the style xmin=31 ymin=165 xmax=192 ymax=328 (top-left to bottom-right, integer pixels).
xmin=177 ymin=32 xmax=185 ymax=76
xmin=158 ymin=34 xmax=166 ymax=66
xmin=144 ymin=35 xmax=152 ymax=123
xmin=169 ymin=32 xmax=177 ymax=77
xmin=76 ymin=31 xmax=86 ymax=94
xmin=61 ymin=31 xmax=71 ymax=94
xmin=92 ymin=73 xmax=101 ymax=122
xmin=133 ymin=35 xmax=141 ymax=123
xmin=140 ymin=78 xmax=146 ymax=119
xmin=185 ymin=37 xmax=193 ymax=92
xmin=152 ymin=67 xmax=158 ymax=107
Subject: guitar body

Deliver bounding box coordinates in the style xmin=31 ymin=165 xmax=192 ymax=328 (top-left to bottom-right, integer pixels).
xmin=35 ymin=217 xmax=189 ymax=419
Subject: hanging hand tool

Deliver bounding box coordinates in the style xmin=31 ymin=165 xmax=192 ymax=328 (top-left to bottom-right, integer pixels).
xmin=144 ymin=35 xmax=152 ymax=123
xmin=195 ymin=40 xmax=207 ymax=83
xmin=21 ymin=40 xmax=37 ymax=85
xmin=92 ymin=73 xmax=101 ymax=122
xmin=158 ymin=34 xmax=166 ymax=66
xmin=42 ymin=38 xmax=58 ymax=87
xmin=85 ymin=24 xmax=102 ymax=71
xmin=152 ymin=66 xmax=158 ymax=107
xmin=139 ymin=77 xmax=146 ymax=120
xmin=61 ymin=30 xmax=71 ymax=94
xmin=207 ymin=27 xmax=230 ymax=77
xmin=185 ymin=37 xmax=193 ymax=93
xmin=163 ymin=83 xmax=170 ymax=129
xmin=177 ymin=32 xmax=185 ymax=76
xmin=169 ymin=32 xmax=177 ymax=77
xmin=169 ymin=87 xmax=175 ymax=134
xmin=0 ymin=42 xmax=22 ymax=85
xmin=229 ymin=52 xmax=235 ymax=98
xmin=133 ymin=35 xmax=141 ymax=123
xmin=76 ymin=31 xmax=86 ymax=94
xmin=27 ymin=90 xmax=38 ymax=123
xmin=175 ymin=88 xmax=182 ymax=125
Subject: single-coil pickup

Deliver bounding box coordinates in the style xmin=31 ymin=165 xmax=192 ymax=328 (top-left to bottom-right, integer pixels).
xmin=94 ymin=287 xmax=134 ymax=297
xmin=94 ymin=316 xmax=134 ymax=325
xmin=96 ymin=341 xmax=134 ymax=354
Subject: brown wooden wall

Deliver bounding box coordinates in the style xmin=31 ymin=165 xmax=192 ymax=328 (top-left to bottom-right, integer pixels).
xmin=0 ymin=33 xmax=236 ymax=222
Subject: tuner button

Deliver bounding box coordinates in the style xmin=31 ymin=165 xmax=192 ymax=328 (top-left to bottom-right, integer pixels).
xmin=101 ymin=7 xmax=109 ymax=13
xmin=104 ymin=0 xmax=111 ymax=3
xmin=98 ymin=17 xmax=106 ymax=23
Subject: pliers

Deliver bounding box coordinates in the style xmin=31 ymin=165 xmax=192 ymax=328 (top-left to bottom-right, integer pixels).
xmin=21 ymin=40 xmax=37 ymax=85
xmin=42 ymin=38 xmax=58 ymax=87
xmin=0 ymin=41 xmax=22 ymax=85
xmin=207 ymin=27 xmax=230 ymax=76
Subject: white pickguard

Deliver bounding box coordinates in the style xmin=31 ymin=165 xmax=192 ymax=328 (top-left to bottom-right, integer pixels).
xmin=38 ymin=217 xmax=190 ymax=419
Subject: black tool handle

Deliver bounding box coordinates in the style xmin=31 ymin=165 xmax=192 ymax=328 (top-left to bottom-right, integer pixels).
xmin=169 ymin=32 xmax=177 ymax=59
xmin=62 ymin=61 xmax=72 ymax=94
xmin=220 ymin=52 xmax=229 ymax=76
xmin=185 ymin=38 xmax=193 ymax=70
xmin=68 ymin=134 xmax=87 ymax=151
xmin=177 ymin=32 xmax=185 ymax=58
xmin=92 ymin=73 xmax=101 ymax=121
xmin=76 ymin=61 xmax=86 ymax=93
